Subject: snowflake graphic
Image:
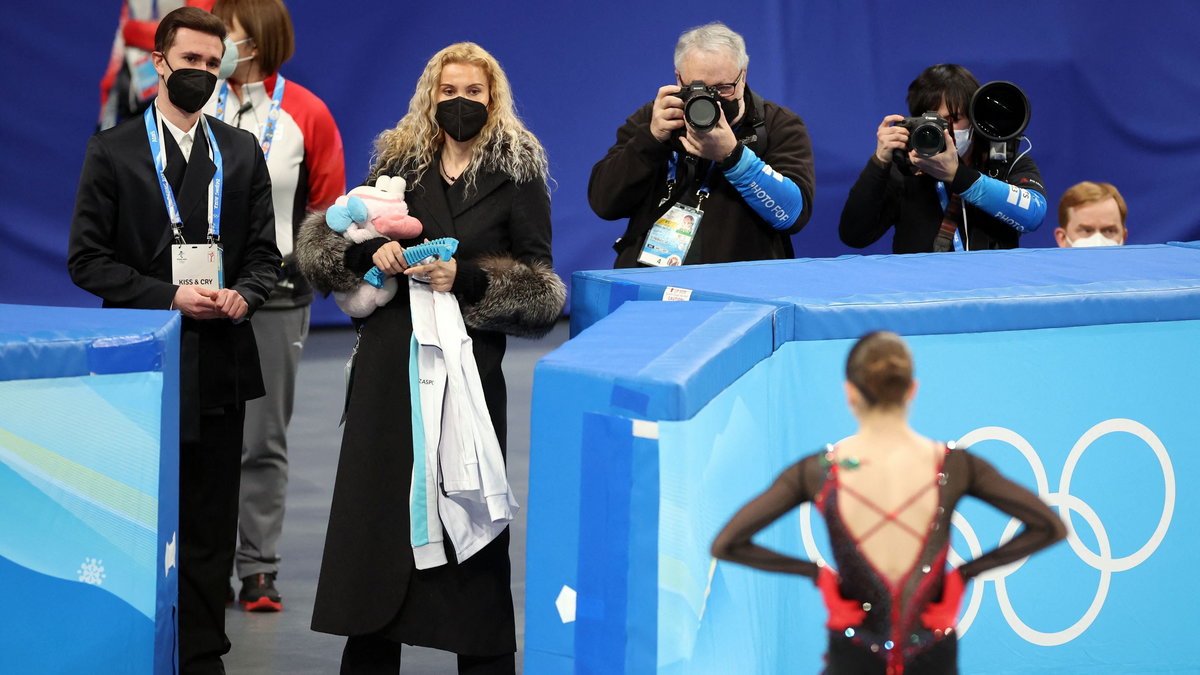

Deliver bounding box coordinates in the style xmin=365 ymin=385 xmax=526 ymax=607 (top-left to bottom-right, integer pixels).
xmin=77 ymin=557 xmax=107 ymax=586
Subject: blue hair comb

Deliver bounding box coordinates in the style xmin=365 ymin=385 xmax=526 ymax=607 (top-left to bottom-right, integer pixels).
xmin=403 ymin=238 xmax=459 ymax=283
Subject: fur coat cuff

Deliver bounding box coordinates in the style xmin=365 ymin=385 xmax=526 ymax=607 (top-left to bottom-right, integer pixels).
xmin=463 ymin=255 xmax=566 ymax=338
xmin=296 ymin=210 xmax=360 ymax=294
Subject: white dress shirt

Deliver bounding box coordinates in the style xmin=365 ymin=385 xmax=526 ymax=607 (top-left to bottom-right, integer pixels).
xmin=155 ymin=100 xmax=199 ymax=162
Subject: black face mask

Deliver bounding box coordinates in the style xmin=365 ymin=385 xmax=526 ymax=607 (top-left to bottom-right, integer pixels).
xmin=721 ymin=96 xmax=741 ymax=126
xmin=163 ymin=60 xmax=218 ymax=114
xmin=436 ymin=97 xmax=488 ymax=142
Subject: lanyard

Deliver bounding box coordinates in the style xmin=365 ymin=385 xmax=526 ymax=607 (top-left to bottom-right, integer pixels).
xmin=144 ymin=105 xmax=224 ymax=242
xmin=935 ymin=181 xmax=965 ymax=252
xmin=214 ymin=75 xmax=286 ymax=160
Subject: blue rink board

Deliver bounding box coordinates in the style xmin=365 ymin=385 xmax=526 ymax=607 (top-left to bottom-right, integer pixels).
xmin=0 ymin=304 xmax=180 ymax=675
xmin=570 ymin=243 xmax=1200 ymax=343
xmin=0 ymin=303 xmax=181 ymax=380
xmin=528 ymin=244 xmax=1200 ymax=673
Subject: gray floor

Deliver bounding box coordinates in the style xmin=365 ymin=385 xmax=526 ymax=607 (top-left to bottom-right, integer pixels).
xmin=224 ymin=319 xmax=570 ymax=674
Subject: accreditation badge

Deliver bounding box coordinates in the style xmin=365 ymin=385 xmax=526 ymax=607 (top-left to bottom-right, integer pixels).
xmin=638 ymin=203 xmax=702 ymax=267
xmin=171 ymin=244 xmax=224 ymax=290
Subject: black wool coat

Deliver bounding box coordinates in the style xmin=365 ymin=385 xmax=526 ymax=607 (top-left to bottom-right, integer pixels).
xmin=299 ymin=154 xmax=564 ymax=655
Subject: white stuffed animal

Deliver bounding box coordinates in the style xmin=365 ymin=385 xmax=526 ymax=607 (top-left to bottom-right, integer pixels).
xmin=325 ymin=175 xmax=423 ymax=317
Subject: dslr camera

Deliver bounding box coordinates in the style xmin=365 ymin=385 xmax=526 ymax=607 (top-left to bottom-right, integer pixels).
xmin=896 ymin=111 xmax=950 ymax=157
xmin=677 ymin=80 xmax=723 ymax=132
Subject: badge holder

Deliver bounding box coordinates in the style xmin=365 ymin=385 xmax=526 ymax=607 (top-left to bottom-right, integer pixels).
xmin=171 ymin=229 xmax=224 ymax=291
xmin=638 ymin=189 xmax=708 ymax=267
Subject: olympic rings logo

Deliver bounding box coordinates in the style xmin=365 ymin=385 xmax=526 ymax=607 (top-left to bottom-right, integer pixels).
xmin=799 ymin=419 xmax=1174 ymax=646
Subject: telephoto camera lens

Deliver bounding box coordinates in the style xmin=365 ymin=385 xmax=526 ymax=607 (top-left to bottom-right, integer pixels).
xmin=969 ymin=81 xmax=1031 ymax=142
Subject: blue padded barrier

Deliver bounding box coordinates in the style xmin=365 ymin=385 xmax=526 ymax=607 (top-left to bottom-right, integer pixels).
xmin=0 ymin=304 xmax=180 ymax=674
xmin=570 ymin=267 xmax=798 ymax=348
xmin=0 ymin=304 xmax=179 ymax=381
xmin=532 ymin=243 xmax=1200 ymax=673
xmin=571 ymin=244 xmax=1200 ymax=341
xmin=552 ymin=300 xmax=777 ymax=422
xmin=575 ymin=413 xmax=660 ymax=674
xmin=526 ymin=300 xmax=776 ymax=672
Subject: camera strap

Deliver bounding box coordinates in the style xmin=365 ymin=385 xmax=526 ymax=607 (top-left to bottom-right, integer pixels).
xmin=664 ymin=153 xmax=715 ymax=207
xmin=741 ymin=90 xmax=769 ymax=151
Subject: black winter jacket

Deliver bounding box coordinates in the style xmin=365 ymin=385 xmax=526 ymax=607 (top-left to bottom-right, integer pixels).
xmin=839 ymin=151 xmax=1045 ymax=253
xmin=589 ymin=86 xmax=815 ymax=267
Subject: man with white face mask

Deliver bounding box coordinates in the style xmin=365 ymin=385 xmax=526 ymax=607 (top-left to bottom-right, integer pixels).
xmin=840 ymin=64 xmax=1047 ymax=253
xmin=1055 ymin=181 xmax=1128 ymax=247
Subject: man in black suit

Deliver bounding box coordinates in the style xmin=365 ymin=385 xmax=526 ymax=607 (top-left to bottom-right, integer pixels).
xmin=68 ymin=7 xmax=279 ymax=674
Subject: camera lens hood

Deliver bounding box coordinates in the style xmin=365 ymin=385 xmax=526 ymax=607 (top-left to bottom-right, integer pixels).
xmin=969 ymin=81 xmax=1030 ymax=142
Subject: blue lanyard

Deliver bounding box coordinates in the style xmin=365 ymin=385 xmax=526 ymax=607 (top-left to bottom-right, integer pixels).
xmin=214 ymin=75 xmax=286 ymax=160
xmin=144 ymin=105 xmax=224 ymax=241
xmin=935 ymin=181 xmax=965 ymax=252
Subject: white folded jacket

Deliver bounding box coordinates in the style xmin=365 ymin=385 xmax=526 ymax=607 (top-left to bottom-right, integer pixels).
xmin=408 ymin=278 xmax=518 ymax=569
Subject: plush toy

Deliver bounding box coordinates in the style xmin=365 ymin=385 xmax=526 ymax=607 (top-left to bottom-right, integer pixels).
xmin=326 ymin=175 xmax=423 ymax=317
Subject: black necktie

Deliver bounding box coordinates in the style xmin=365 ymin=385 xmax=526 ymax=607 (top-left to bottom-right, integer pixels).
xmin=177 ymin=127 xmax=213 ymax=244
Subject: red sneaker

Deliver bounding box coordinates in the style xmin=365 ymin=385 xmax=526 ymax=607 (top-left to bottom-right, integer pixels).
xmin=238 ymin=573 xmax=283 ymax=612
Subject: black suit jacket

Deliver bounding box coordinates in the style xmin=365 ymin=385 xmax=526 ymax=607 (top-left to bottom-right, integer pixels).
xmin=68 ymin=107 xmax=281 ymax=437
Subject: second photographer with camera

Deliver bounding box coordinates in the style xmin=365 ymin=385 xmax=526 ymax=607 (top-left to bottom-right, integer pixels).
xmin=839 ymin=64 xmax=1047 ymax=253
xmin=589 ymin=22 xmax=815 ymax=267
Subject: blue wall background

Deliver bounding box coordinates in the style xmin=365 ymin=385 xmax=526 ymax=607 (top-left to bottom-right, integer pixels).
xmin=4 ymin=1 xmax=1199 ymax=324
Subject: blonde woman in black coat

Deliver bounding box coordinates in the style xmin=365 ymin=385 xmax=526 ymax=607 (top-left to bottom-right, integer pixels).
xmin=297 ymin=42 xmax=565 ymax=674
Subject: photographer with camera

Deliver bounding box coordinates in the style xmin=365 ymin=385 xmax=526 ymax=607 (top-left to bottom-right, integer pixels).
xmin=589 ymin=22 xmax=814 ymax=268
xmin=839 ymin=64 xmax=1047 ymax=253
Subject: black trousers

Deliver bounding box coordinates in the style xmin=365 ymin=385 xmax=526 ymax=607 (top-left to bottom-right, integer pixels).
xmin=179 ymin=404 xmax=245 ymax=675
xmin=341 ymin=634 xmax=515 ymax=675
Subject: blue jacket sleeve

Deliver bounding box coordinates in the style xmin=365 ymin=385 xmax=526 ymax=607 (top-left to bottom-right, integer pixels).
xmin=958 ymin=172 xmax=1047 ymax=234
xmin=721 ymin=145 xmax=805 ymax=231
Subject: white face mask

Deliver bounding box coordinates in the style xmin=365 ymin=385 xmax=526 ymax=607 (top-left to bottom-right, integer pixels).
xmin=1068 ymin=231 xmax=1122 ymax=247
xmin=953 ymin=127 xmax=972 ymax=157
xmin=219 ymin=38 xmax=255 ymax=80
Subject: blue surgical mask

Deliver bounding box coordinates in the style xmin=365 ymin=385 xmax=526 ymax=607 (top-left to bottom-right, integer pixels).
xmin=219 ymin=37 xmax=254 ymax=80
xmin=953 ymin=127 xmax=972 ymax=157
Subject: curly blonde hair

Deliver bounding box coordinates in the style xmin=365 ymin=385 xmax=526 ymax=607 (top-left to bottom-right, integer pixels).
xmin=371 ymin=42 xmax=549 ymax=192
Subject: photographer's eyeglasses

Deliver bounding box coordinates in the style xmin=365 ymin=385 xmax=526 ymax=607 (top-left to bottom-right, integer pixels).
xmin=677 ymin=70 xmax=744 ymax=98
xmin=713 ymin=70 xmax=744 ymax=98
